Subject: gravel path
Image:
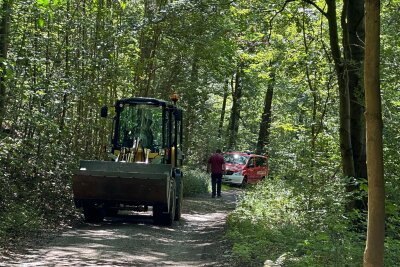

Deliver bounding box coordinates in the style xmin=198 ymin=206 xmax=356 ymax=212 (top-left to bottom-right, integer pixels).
xmin=1 ymin=189 xmax=240 ymax=267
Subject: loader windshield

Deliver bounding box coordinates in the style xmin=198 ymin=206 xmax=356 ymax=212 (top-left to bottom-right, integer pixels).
xmin=118 ymin=104 xmax=163 ymax=152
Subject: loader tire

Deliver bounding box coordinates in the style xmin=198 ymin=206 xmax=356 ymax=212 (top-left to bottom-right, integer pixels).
xmin=83 ymin=206 xmax=104 ymax=223
xmin=153 ymin=183 xmax=176 ymax=226
xmin=174 ymin=196 xmax=182 ymax=221
xmin=153 ymin=205 xmax=166 ymax=225
xmin=174 ymin=179 xmax=183 ymax=221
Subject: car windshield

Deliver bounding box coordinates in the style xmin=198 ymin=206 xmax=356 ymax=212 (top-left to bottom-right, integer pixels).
xmin=223 ymin=154 xmax=249 ymax=165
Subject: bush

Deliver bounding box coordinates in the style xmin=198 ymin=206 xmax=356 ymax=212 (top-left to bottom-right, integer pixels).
xmin=182 ymin=168 xmax=210 ymax=197
xmin=0 ymin=135 xmax=79 ymax=249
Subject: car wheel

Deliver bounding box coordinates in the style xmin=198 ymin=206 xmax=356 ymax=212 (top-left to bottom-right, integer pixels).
xmin=241 ymin=177 xmax=248 ymax=188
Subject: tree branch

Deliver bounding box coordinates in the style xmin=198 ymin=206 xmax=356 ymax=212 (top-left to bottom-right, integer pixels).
xmin=303 ymin=0 xmax=328 ymax=17
xmin=267 ymin=0 xmax=296 ymax=42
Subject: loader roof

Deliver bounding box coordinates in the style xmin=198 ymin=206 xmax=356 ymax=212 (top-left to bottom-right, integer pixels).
xmin=116 ymin=97 xmax=168 ymax=107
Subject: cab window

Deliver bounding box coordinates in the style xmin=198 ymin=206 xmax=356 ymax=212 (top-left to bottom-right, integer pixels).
xmin=247 ymin=157 xmax=255 ymax=168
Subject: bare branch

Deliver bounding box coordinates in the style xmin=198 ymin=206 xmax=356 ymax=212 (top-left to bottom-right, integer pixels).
xmin=303 ymin=0 xmax=328 ymax=17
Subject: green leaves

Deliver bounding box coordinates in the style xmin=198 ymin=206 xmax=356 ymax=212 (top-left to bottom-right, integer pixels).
xmin=37 ymin=0 xmax=66 ymax=7
xmin=275 ymin=122 xmax=303 ymax=132
xmin=119 ymin=0 xmax=126 ymax=10
xmin=37 ymin=0 xmax=49 ymax=7
xmin=37 ymin=17 xmax=45 ymax=28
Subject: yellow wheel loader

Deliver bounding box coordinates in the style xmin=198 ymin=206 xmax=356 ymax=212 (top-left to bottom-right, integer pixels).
xmin=72 ymin=96 xmax=184 ymax=226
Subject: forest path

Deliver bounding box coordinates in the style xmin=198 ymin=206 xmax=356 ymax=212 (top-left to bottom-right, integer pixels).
xmin=1 ymin=189 xmax=240 ymax=267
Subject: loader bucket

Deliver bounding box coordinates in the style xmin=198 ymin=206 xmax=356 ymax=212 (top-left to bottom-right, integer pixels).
xmin=72 ymin=160 xmax=173 ymax=207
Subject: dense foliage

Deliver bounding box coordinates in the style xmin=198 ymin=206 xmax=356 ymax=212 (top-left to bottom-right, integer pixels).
xmin=0 ymin=0 xmax=398 ymax=264
xmin=227 ymin=178 xmax=365 ymax=266
xmin=182 ymin=168 xmax=210 ymax=197
xmin=227 ymin=177 xmax=399 ymax=266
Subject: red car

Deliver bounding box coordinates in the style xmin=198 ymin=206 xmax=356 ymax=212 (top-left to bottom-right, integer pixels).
xmin=222 ymin=152 xmax=269 ymax=186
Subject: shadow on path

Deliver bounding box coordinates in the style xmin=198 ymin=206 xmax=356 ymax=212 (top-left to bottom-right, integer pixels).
xmin=1 ymin=189 xmax=241 ymax=267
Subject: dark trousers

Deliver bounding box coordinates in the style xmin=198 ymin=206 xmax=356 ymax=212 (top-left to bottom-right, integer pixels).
xmin=211 ymin=173 xmax=222 ymax=197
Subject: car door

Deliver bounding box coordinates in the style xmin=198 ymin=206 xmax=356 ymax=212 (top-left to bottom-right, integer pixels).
xmin=245 ymin=157 xmax=256 ymax=183
xmin=255 ymin=156 xmax=268 ymax=180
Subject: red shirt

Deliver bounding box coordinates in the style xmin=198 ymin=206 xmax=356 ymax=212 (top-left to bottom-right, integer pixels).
xmin=208 ymin=153 xmax=225 ymax=174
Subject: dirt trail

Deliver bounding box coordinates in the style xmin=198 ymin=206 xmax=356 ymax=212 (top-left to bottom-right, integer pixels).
xmin=1 ymin=190 xmax=240 ymax=267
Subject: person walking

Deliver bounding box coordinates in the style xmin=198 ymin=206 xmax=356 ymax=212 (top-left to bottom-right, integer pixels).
xmin=207 ymin=149 xmax=225 ymax=198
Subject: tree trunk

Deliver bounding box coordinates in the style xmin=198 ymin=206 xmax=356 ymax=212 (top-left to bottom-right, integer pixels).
xmin=363 ymin=0 xmax=385 ymax=265
xmin=218 ymin=80 xmax=228 ymax=138
xmin=0 ymin=0 xmax=12 ymax=128
xmin=326 ymin=0 xmax=355 ymax=178
xmin=301 ymin=8 xmax=317 ymax=154
xmin=60 ymin=0 xmax=70 ymax=132
xmin=346 ymin=0 xmax=367 ymax=180
xmin=342 ymin=0 xmax=368 ymax=211
xmin=182 ymin=46 xmax=200 ymax=157
xmin=256 ymin=70 xmax=275 ymax=155
xmin=227 ymin=65 xmax=243 ymax=150
xmin=134 ymin=0 xmax=166 ymax=97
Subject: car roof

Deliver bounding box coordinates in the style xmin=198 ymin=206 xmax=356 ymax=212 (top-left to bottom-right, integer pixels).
xmin=223 ymin=152 xmax=267 ymax=158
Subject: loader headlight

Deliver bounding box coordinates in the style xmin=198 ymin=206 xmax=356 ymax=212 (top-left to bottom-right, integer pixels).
xmin=159 ymin=149 xmax=165 ymax=156
xmin=233 ymin=171 xmax=242 ymax=176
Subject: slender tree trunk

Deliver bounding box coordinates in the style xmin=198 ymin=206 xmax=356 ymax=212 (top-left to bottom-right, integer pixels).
xmin=256 ymin=70 xmax=275 ymax=155
xmin=182 ymin=46 xmax=200 ymax=157
xmin=73 ymin=0 xmax=86 ymax=154
xmin=218 ymin=80 xmax=228 ymax=138
xmin=134 ymin=0 xmax=166 ymax=97
xmin=0 ymin=0 xmax=13 ymax=128
xmin=60 ymin=0 xmax=70 ymax=131
xmin=363 ymin=0 xmax=384 ymax=265
xmin=227 ymin=65 xmax=243 ymax=150
xmin=301 ymin=8 xmax=318 ymax=154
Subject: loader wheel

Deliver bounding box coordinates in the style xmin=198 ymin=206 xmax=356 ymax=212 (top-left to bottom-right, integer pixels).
xmin=167 ymin=188 xmax=176 ymax=225
xmin=174 ymin=180 xmax=183 ymax=221
xmin=153 ymin=183 xmax=176 ymax=226
xmin=174 ymin=196 xmax=182 ymax=221
xmin=83 ymin=206 xmax=104 ymax=223
xmin=153 ymin=205 xmax=166 ymax=225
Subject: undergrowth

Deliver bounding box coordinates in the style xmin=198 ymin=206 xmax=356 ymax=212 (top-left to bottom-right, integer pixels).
xmin=182 ymin=167 xmax=210 ymax=197
xmin=225 ymin=174 xmax=397 ymax=266
xmin=0 ymin=136 xmax=79 ymax=250
xmin=226 ymin=173 xmax=400 ymax=266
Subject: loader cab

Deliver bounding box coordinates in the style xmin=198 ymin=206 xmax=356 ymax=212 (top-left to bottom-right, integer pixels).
xmin=102 ymin=97 xmax=183 ymax=167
